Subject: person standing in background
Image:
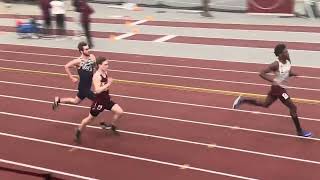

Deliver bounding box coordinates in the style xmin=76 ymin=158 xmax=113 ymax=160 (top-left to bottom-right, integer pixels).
xmin=39 ymin=0 xmax=52 ymax=35
xmin=50 ymin=0 xmax=66 ymax=36
xmin=72 ymin=0 xmax=83 ymax=38
xmin=80 ymin=0 xmax=94 ymax=48
xmin=201 ymin=0 xmax=213 ymax=17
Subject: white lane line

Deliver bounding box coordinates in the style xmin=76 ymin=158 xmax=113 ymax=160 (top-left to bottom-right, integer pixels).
xmin=114 ymin=32 xmax=135 ymax=40
xmin=0 ymin=131 xmax=258 ymax=180
xmin=130 ymin=19 xmax=148 ymax=26
xmin=153 ymin=35 xmax=177 ymax=42
xmin=108 ymin=15 xmax=125 ymax=18
xmin=1 ymin=50 xmax=320 ymax=80
xmin=1 ymin=111 xmax=320 ymax=166
xmin=1 ymin=58 xmax=319 ymax=92
xmin=0 ymin=92 xmax=319 ymax=141
xmin=109 ymin=69 xmax=320 ymax=92
xmin=0 ymin=80 xmax=319 ymax=124
xmin=0 ymin=158 xmax=98 ymax=180
xmin=1 ymin=44 xmax=320 ymax=69
xmin=0 ymin=58 xmax=64 ymax=67
xmin=0 ymin=50 xmax=73 ymax=58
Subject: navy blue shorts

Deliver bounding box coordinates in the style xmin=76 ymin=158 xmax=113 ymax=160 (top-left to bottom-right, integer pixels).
xmin=77 ymin=90 xmax=95 ymax=101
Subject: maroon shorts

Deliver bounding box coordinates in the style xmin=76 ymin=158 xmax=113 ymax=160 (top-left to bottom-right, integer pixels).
xmin=90 ymin=99 xmax=116 ymax=117
xmin=268 ymin=85 xmax=290 ymax=102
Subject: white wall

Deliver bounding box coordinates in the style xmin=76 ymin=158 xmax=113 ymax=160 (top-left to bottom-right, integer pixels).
xmin=93 ymin=0 xmax=247 ymax=11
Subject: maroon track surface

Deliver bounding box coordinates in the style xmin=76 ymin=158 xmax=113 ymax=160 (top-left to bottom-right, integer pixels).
xmin=0 ymin=43 xmax=320 ymax=180
xmin=1 ymin=24 xmax=320 ymax=51
xmin=2 ymin=14 xmax=320 ymax=33
xmin=2 ymin=14 xmax=320 ymax=51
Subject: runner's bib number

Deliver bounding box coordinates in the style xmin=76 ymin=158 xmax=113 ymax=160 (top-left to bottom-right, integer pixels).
xmin=282 ymin=93 xmax=289 ymax=100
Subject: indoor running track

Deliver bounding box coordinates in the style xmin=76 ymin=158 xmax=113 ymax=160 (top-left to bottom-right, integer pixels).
xmin=0 ymin=44 xmax=320 ymax=180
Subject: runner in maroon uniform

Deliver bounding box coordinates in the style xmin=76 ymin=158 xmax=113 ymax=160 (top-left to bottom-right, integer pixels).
xmin=232 ymin=44 xmax=312 ymax=137
xmin=75 ymin=56 xmax=124 ymax=143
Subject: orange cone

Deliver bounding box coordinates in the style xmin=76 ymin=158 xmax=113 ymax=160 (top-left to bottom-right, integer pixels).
xmin=16 ymin=19 xmax=22 ymax=26
xmin=109 ymin=34 xmax=117 ymax=41
xmin=131 ymin=28 xmax=140 ymax=34
xmin=133 ymin=5 xmax=142 ymax=11
xmin=145 ymin=16 xmax=154 ymax=21
xmin=125 ymin=21 xmax=132 ymax=26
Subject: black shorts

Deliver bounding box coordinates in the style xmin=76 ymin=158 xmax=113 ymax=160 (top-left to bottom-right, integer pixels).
xmin=268 ymin=85 xmax=291 ymax=102
xmin=56 ymin=14 xmax=65 ymax=29
xmin=90 ymin=100 xmax=116 ymax=117
xmin=44 ymin=16 xmax=51 ymax=27
xmin=77 ymin=90 xmax=95 ymax=101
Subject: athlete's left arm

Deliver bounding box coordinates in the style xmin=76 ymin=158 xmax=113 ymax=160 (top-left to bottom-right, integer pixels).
xmin=90 ymin=54 xmax=97 ymax=71
xmin=289 ymin=70 xmax=298 ymax=77
xmin=287 ymin=57 xmax=298 ymax=77
xmin=90 ymin=54 xmax=96 ymax=61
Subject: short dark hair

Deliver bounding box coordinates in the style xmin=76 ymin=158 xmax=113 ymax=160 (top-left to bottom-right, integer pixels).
xmin=96 ymin=56 xmax=107 ymax=66
xmin=77 ymin=41 xmax=87 ymax=52
xmin=274 ymin=43 xmax=286 ymax=57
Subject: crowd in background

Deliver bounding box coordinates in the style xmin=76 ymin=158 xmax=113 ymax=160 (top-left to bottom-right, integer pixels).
xmin=39 ymin=0 xmax=94 ymax=48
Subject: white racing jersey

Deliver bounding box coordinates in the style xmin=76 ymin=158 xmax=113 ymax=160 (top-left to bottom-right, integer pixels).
xmin=273 ymin=59 xmax=291 ymax=88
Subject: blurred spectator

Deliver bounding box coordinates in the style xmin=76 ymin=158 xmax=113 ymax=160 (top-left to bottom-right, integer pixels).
xmin=39 ymin=0 xmax=52 ymax=34
xmin=72 ymin=0 xmax=83 ymax=37
xmin=201 ymin=0 xmax=213 ymax=17
xmin=50 ymin=0 xmax=66 ymax=36
xmin=80 ymin=0 xmax=94 ymax=48
xmin=72 ymin=0 xmax=81 ymax=12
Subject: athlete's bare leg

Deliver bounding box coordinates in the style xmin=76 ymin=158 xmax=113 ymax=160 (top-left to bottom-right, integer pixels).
xmin=75 ymin=113 xmax=95 ymax=143
xmin=52 ymin=96 xmax=82 ymax=110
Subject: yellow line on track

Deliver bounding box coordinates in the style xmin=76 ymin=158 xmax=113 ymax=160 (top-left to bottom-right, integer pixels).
xmin=1 ymin=66 xmax=319 ymax=105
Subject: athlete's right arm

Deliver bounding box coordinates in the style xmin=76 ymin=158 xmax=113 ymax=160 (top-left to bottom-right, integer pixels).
xmin=64 ymin=59 xmax=81 ymax=83
xmin=259 ymin=61 xmax=278 ymax=84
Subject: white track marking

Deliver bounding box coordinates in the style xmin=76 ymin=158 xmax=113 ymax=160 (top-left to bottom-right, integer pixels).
xmin=1 ymin=58 xmax=319 ymax=92
xmin=0 ymin=131 xmax=258 ymax=180
xmin=0 ymin=111 xmax=319 ymax=166
xmin=114 ymin=32 xmax=135 ymax=40
xmin=0 ymin=50 xmax=319 ymax=80
xmin=0 ymin=158 xmax=98 ymax=180
xmin=153 ymin=35 xmax=177 ymax=42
